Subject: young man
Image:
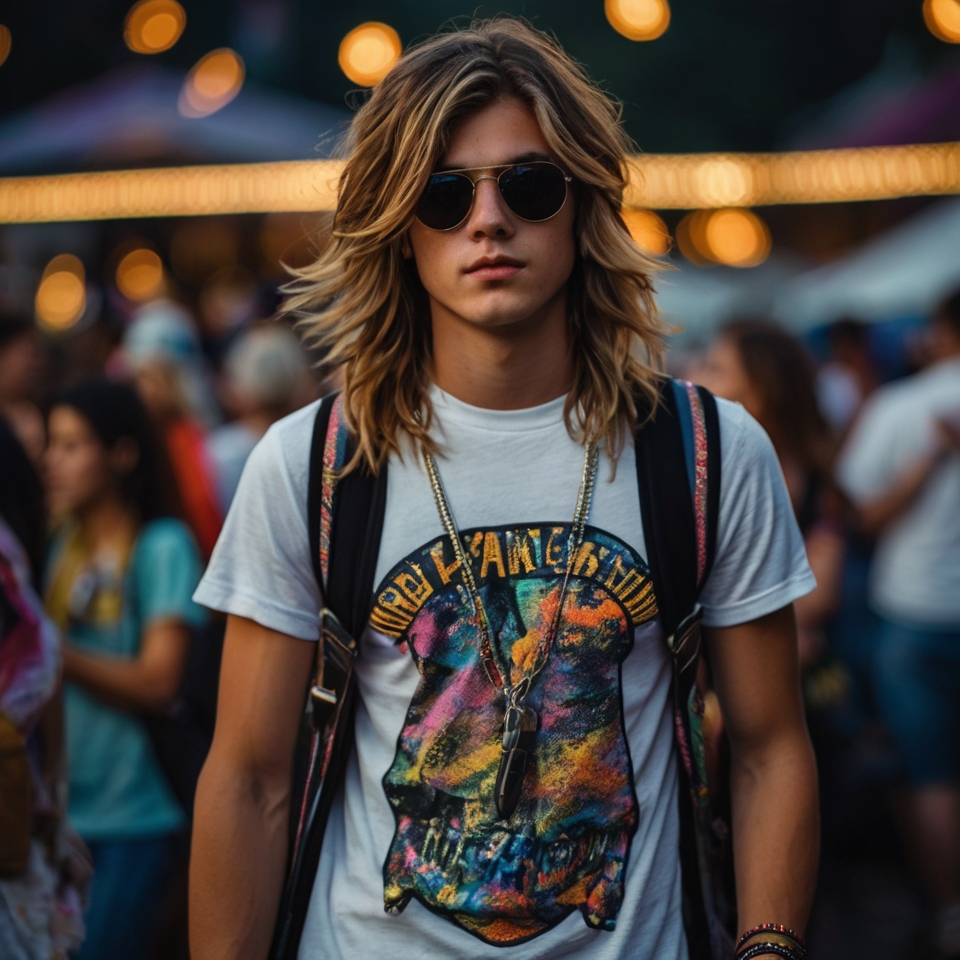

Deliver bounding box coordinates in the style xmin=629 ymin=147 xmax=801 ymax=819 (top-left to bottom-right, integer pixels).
xmin=190 ymin=19 xmax=818 ymax=960
xmin=837 ymin=291 xmax=960 ymax=959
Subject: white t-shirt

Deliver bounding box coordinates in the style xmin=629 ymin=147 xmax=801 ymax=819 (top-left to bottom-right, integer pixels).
xmin=836 ymin=357 xmax=960 ymax=625
xmin=195 ymin=387 xmax=814 ymax=960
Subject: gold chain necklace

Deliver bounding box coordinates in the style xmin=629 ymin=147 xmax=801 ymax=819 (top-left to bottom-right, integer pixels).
xmin=422 ymin=441 xmax=599 ymax=818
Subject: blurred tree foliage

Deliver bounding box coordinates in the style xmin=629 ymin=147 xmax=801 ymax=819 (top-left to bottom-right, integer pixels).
xmin=0 ymin=0 xmax=954 ymax=152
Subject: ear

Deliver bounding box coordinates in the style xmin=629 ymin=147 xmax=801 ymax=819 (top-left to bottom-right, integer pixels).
xmin=110 ymin=436 xmax=140 ymax=478
xmin=400 ymin=234 xmax=413 ymax=259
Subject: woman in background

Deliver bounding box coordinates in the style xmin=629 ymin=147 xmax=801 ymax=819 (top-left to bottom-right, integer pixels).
xmin=697 ymin=319 xmax=845 ymax=662
xmin=43 ymin=380 xmax=203 ymax=960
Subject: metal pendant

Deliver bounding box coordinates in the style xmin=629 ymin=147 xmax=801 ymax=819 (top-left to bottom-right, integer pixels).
xmin=494 ymin=701 xmax=538 ymax=820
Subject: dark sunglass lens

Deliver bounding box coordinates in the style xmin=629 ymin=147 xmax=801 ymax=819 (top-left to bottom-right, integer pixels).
xmin=416 ymin=174 xmax=474 ymax=230
xmin=499 ymin=164 xmax=567 ymax=221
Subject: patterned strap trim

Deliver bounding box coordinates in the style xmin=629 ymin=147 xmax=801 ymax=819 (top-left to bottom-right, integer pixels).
xmin=319 ymin=394 xmax=348 ymax=591
xmin=681 ymin=380 xmax=709 ymax=589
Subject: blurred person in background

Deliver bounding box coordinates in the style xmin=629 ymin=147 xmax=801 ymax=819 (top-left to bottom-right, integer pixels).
xmin=0 ymin=311 xmax=45 ymax=468
xmin=697 ymin=319 xmax=845 ymax=664
xmin=42 ymin=379 xmax=204 ymax=960
xmin=0 ymin=420 xmax=89 ymax=960
xmin=122 ymin=301 xmax=222 ymax=560
xmin=836 ymin=289 xmax=960 ymax=960
xmin=206 ymin=323 xmax=315 ymax=514
xmin=817 ymin=318 xmax=880 ymax=437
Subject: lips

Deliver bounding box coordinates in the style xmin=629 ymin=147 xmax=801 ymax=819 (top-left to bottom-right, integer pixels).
xmin=464 ymin=255 xmax=524 ymax=281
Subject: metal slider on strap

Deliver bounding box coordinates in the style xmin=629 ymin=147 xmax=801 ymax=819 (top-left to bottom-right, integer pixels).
xmin=310 ymin=607 xmax=357 ymax=731
xmin=667 ymin=604 xmax=704 ymax=678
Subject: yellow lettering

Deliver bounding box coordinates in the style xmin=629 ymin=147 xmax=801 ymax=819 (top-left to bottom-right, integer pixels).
xmin=480 ymin=531 xmax=506 ymax=579
xmin=380 ymin=584 xmax=417 ymax=614
xmin=430 ymin=543 xmax=460 ymax=585
xmin=573 ymin=541 xmax=599 ymax=578
xmin=545 ymin=527 xmax=566 ymax=570
xmin=604 ymin=554 xmax=629 ymax=592
xmin=396 ymin=565 xmax=433 ymax=606
xmin=507 ymin=530 xmax=537 ymax=575
xmin=469 ymin=532 xmax=484 ymax=558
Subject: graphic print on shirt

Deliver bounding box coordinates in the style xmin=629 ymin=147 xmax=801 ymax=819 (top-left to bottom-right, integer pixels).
xmin=369 ymin=523 xmax=658 ymax=946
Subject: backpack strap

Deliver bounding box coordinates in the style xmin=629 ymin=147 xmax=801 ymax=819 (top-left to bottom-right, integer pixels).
xmin=635 ymin=376 xmax=727 ymax=960
xmin=273 ymin=393 xmax=386 ymax=960
xmin=635 ymin=377 xmax=720 ymax=639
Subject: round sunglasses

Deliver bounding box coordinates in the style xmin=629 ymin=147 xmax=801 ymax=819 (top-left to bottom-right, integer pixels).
xmin=415 ymin=161 xmax=572 ymax=231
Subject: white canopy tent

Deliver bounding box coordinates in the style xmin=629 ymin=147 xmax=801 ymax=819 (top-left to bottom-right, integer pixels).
xmin=773 ymin=196 xmax=960 ymax=330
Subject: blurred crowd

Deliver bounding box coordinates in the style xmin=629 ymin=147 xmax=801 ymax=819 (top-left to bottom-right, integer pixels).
xmin=0 ymin=280 xmax=958 ymax=959
xmin=0 ymin=293 xmax=321 ymax=960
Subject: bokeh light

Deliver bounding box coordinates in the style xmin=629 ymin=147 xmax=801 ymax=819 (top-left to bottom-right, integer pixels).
xmin=338 ymin=22 xmax=402 ymax=87
xmin=0 ymin=24 xmax=11 ymax=68
xmin=178 ymin=49 xmax=245 ymax=118
xmin=124 ymin=0 xmax=186 ymax=54
xmin=675 ymin=208 xmax=771 ymax=267
xmin=924 ymin=0 xmax=960 ymax=42
xmin=704 ymin=208 xmax=771 ymax=266
xmin=35 ymin=255 xmax=86 ymax=331
xmin=116 ymin=248 xmax=165 ymax=300
xmin=621 ymin=208 xmax=671 ymax=256
xmin=605 ymin=0 xmax=671 ymax=41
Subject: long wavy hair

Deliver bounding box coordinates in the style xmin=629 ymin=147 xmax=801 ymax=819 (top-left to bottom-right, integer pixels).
xmin=285 ymin=17 xmax=669 ymax=473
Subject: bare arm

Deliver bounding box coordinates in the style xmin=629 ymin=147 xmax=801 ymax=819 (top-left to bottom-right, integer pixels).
xmin=854 ymin=415 xmax=960 ymax=537
xmin=189 ymin=614 xmax=315 ymax=960
xmin=61 ymin=618 xmax=189 ymax=713
xmin=706 ymin=604 xmax=819 ymax=948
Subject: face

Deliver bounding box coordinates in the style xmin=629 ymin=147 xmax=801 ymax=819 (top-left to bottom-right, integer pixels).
xmin=696 ymin=338 xmax=762 ymax=419
xmin=45 ymin=406 xmax=114 ymax=521
xmin=406 ymin=98 xmax=577 ymax=335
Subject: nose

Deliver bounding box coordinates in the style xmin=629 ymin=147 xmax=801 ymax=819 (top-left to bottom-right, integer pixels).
xmin=465 ymin=176 xmax=515 ymax=240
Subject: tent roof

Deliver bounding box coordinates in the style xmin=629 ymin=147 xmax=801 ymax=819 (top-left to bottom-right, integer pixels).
xmin=0 ymin=63 xmax=349 ymax=176
xmin=773 ymin=197 xmax=960 ymax=328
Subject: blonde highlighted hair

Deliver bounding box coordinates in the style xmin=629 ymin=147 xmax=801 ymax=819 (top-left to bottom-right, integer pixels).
xmin=286 ymin=17 xmax=670 ymax=473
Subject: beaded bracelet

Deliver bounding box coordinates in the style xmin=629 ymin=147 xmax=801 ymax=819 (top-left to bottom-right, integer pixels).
xmin=735 ymin=924 xmax=807 ymax=955
xmin=737 ymin=944 xmax=803 ymax=960
xmin=736 ymin=933 xmax=807 ymax=960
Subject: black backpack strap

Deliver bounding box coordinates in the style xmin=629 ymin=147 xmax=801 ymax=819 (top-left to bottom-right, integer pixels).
xmin=635 ymin=376 xmax=727 ymax=960
xmin=273 ymin=393 xmax=387 ymax=960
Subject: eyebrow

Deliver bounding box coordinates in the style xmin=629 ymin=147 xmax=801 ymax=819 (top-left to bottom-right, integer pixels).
xmin=434 ymin=151 xmax=554 ymax=173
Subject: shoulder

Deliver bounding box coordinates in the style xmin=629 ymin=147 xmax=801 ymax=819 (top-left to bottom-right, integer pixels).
xmin=136 ymin=518 xmax=199 ymax=563
xmin=713 ymin=395 xmax=775 ymax=467
xmin=241 ymin=398 xmax=324 ymax=494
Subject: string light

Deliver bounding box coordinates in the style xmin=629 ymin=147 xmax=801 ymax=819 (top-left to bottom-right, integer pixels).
xmin=924 ymin=0 xmax=960 ymax=41
xmin=605 ymin=0 xmax=671 ymax=41
xmin=35 ymin=255 xmax=86 ymax=331
xmin=0 ymin=24 xmax=11 ymax=68
xmin=2 ymin=143 xmax=960 ymax=224
xmin=676 ymin=208 xmax=772 ymax=267
xmin=116 ymin=248 xmax=164 ymax=300
xmin=179 ymin=49 xmax=245 ymax=118
xmin=621 ymin=208 xmax=671 ymax=255
xmin=124 ymin=0 xmax=186 ymax=54
xmin=338 ymin=23 xmax=401 ymax=86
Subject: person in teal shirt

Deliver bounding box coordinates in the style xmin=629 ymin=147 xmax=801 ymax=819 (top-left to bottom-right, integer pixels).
xmin=44 ymin=379 xmax=205 ymax=960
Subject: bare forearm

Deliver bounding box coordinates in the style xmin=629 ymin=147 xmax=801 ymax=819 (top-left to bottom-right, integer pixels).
xmin=190 ymin=756 xmax=291 ymax=960
xmin=860 ymin=451 xmax=942 ymax=536
xmin=730 ymin=733 xmax=819 ymax=935
xmin=62 ymin=645 xmax=177 ymax=713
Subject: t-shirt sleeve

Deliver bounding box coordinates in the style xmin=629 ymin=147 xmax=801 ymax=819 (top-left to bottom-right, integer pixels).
xmin=698 ymin=400 xmax=816 ymax=628
xmin=193 ymin=405 xmax=322 ymax=641
xmin=136 ymin=519 xmax=206 ymax=628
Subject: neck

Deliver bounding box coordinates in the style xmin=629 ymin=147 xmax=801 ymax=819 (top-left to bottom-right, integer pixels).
xmin=78 ymin=495 xmax=138 ymax=556
xmin=429 ymin=308 xmax=573 ymax=411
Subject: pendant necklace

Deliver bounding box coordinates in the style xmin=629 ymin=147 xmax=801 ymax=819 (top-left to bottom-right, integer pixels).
xmin=423 ymin=440 xmax=599 ymax=819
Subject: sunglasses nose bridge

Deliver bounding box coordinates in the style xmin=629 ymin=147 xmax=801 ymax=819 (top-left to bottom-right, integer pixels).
xmin=464 ymin=173 xmax=514 ymax=231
